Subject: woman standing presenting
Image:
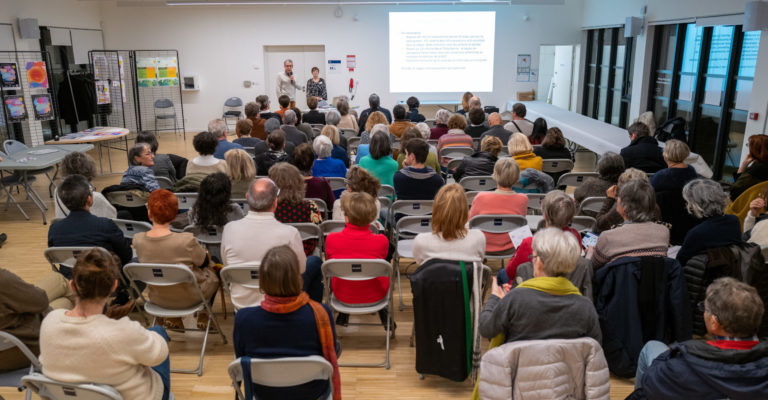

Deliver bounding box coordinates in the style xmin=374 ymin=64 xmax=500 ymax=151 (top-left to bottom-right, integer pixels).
xmin=306 ymin=67 xmax=327 ymax=101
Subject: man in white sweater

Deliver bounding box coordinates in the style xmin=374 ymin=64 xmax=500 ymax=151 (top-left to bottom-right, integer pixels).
xmin=222 ymin=178 xmax=323 ymax=305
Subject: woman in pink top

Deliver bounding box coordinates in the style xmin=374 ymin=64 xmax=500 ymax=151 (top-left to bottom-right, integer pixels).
xmin=468 ymin=157 xmax=528 ymax=253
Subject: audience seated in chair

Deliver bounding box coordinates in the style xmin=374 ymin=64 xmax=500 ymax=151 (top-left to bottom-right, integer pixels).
xmin=275 ymin=95 xmax=290 ymax=118
xmin=357 ymin=93 xmax=392 ymax=134
xmin=429 ymin=109 xmax=451 ymax=140
xmin=270 ymin=163 xmax=323 ymax=254
xmin=133 ymin=189 xmax=220 ymax=328
xmin=255 ymin=94 xmax=282 ymax=124
xmin=55 ymin=152 xmax=117 ymax=219
xmin=39 ymin=248 xmax=172 ymax=400
xmin=594 ymin=168 xmax=652 ymax=233
xmin=533 ymin=127 xmax=572 ymax=161
xmin=210 ymin=118 xmax=244 ymax=160
xmin=413 ymin=183 xmax=485 ymax=265
xmin=677 ymin=178 xmax=742 ymax=267
xmin=508 ymin=132 xmax=543 ymax=171
xmin=325 ymin=192 xmax=391 ymax=329
xmin=303 ymin=96 xmax=326 ymax=125
xmin=405 ymin=96 xmax=425 ymax=123
xmin=574 ymin=151 xmax=624 ymax=205
xmin=468 ymin=158 xmax=528 ymax=255
xmin=244 ymin=101 xmax=267 ymax=140
xmin=358 ymin=130 xmax=399 ymax=188
xmin=318 ymin=126 xmax=350 ymax=169
xmin=528 ymin=117 xmax=547 ymax=145
xmin=222 ymin=178 xmax=323 ymax=303
xmin=233 ymin=119 xmax=262 ymax=148
xmin=121 ymin=142 xmax=160 ymax=192
xmin=291 ymin=107 xmax=315 ymax=142
xmin=389 ymin=104 xmax=414 ymax=139
xmin=588 ymin=179 xmax=669 ymax=269
xmin=620 ymin=122 xmax=666 ymax=173
xmin=394 ymin=138 xmax=444 ymax=201
xmin=452 ymin=136 xmax=502 ymax=183
xmin=500 ymin=190 xmax=582 ymax=284
xmin=731 ymin=134 xmax=768 ymax=201
xmin=464 ymin=107 xmax=488 ymax=138
xmin=186 ymin=131 xmax=229 ymax=176
xmin=631 ymin=277 xmax=768 ymax=399
xmin=505 ymin=103 xmax=534 ymax=137
xmin=332 ymin=166 xmax=381 ymax=224
xmin=174 ymin=172 xmax=245 ymax=230
xmin=396 ymin=128 xmax=441 ymax=172
xmin=480 ymin=112 xmax=513 ymax=145
xmin=651 ymin=139 xmax=700 ymax=245
xmin=254 ymin=129 xmax=292 ymax=176
xmin=225 ymin=149 xmax=257 ymax=199
xmin=281 ymin=110 xmax=309 ymax=147
xmin=359 ymin=111 xmax=388 ymax=146
xmin=135 ymin=130 xmax=185 ymax=184
xmin=336 ymin=98 xmax=358 ymax=132
xmin=294 ymin=142 xmax=336 ymax=209
xmin=233 ymin=245 xmax=340 ymax=400
xmin=479 ymin=228 xmax=601 ymax=345
xmin=437 ymin=114 xmax=473 ymax=165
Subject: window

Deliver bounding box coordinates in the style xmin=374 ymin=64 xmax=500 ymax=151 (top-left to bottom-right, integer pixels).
xmin=648 ymin=23 xmax=760 ymax=179
xmin=581 ymin=27 xmax=634 ymax=128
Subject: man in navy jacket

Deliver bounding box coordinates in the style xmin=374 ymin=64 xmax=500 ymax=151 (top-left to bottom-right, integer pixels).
xmin=620 ymin=122 xmax=666 ymax=173
xmin=630 ymin=277 xmax=768 ymax=399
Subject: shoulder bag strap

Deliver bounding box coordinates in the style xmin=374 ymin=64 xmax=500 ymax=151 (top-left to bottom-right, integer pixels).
xmin=511 ymin=120 xmax=522 ymax=133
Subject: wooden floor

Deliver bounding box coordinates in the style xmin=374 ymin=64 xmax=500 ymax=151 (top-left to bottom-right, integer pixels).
xmin=0 ymin=132 xmax=634 ymax=399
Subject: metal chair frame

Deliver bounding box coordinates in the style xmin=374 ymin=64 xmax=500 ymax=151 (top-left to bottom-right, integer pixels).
xmin=227 ymin=356 xmax=333 ymax=400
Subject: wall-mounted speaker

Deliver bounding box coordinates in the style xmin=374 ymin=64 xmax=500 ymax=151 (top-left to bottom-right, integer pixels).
xmin=744 ymin=1 xmax=768 ymax=31
xmin=18 ymin=18 xmax=40 ymax=39
xmin=625 ymin=16 xmax=643 ymax=37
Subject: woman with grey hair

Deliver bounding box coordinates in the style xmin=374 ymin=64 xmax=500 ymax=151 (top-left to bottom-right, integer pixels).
xmin=589 ymin=179 xmax=669 ymax=269
xmin=652 ymin=139 xmax=699 ymax=245
xmin=311 ymin=134 xmax=346 ymax=178
xmin=574 ymin=151 xmax=625 ymax=204
xmin=676 ymin=179 xmax=742 ymax=266
xmin=121 ymin=142 xmax=160 ymax=192
xmin=324 ymin=110 xmax=341 ymax=126
xmin=430 ymin=109 xmax=451 ymax=140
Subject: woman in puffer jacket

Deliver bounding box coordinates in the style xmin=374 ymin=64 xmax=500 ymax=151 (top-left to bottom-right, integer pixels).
xmin=453 ymin=136 xmax=502 ymax=183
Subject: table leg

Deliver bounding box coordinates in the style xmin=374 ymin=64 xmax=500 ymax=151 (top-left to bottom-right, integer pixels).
xmin=107 ymin=139 xmax=113 ymax=174
xmin=20 ymin=171 xmax=47 ymax=224
xmin=1 ymin=173 xmax=30 ymax=220
xmin=97 ymin=141 xmax=104 ymax=175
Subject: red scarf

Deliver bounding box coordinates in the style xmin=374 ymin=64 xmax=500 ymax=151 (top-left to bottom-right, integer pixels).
xmin=261 ymin=292 xmax=341 ymax=400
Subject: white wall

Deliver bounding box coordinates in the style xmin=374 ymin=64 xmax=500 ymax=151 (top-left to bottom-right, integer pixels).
xmin=0 ymin=0 xmax=102 ymax=51
xmin=581 ymin=0 xmax=754 ymax=28
xmin=99 ymin=1 xmax=585 ymax=130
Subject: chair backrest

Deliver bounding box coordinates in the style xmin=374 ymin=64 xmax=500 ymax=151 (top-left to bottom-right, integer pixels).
xmin=439 ymin=146 xmax=474 ymax=161
xmin=306 ymin=197 xmax=328 ymax=217
xmin=176 ymin=192 xmax=198 ymax=211
xmin=445 ymin=158 xmax=463 ymax=175
xmin=339 ymin=129 xmax=357 ymax=140
xmin=526 ymin=193 xmax=546 ymax=215
xmin=571 ymin=216 xmax=597 ymax=233
xmin=227 ymin=356 xmax=333 ymax=388
xmin=472 ymin=137 xmax=481 ymax=151
xmin=123 ymin=263 xmax=197 ymax=288
xmin=220 ymin=262 xmax=261 ymax=291
xmin=105 ymin=191 xmax=148 ymax=208
xmin=231 ymin=198 xmax=248 ymax=214
xmin=44 ymin=246 xmax=104 ymax=274
xmin=378 ymin=196 xmax=392 ymax=211
xmin=390 ymin=200 xmax=433 ymax=217
xmin=154 ymin=98 xmax=174 ymax=109
xmin=394 ymin=215 xmax=432 ymax=239
xmin=3 ymin=139 xmax=28 ymax=155
xmin=111 ymin=219 xmax=152 ymax=239
xmin=224 ymin=97 xmax=243 ymax=107
xmin=378 ymin=184 xmax=395 ymax=199
xmin=155 ymin=176 xmax=174 ymax=190
xmin=287 ymin=222 xmax=323 ymax=243
xmin=242 ymin=146 xmax=256 ymax=157
xmin=0 ymin=331 xmax=41 ymax=371
xmin=469 ymin=214 xmax=527 ymax=234
xmin=325 ymin=177 xmax=346 ymax=193
xmin=22 ymin=373 xmax=122 ymax=400
xmin=466 ymin=191 xmax=481 ymax=208
xmin=425 ymin=119 xmax=436 ymax=128
xmin=183 ymin=225 xmax=223 ymax=245
xmin=578 ymin=196 xmax=606 ymax=216
xmin=347 ymin=137 xmax=361 ymax=158
xmin=541 ymin=159 xmax=574 ymax=174
xmin=427 ymin=139 xmax=438 ymax=148
xmin=459 ymin=176 xmax=497 ymax=192
xmin=321 ymin=259 xmax=393 ymax=281
xmin=557 ymin=172 xmax=599 ymax=189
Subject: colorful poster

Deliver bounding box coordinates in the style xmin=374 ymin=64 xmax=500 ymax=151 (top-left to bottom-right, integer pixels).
xmin=136 ymin=58 xmax=157 ymax=87
xmin=157 ymin=57 xmax=178 ymax=87
xmin=26 ymin=61 xmax=48 ymax=89
xmin=0 ymin=63 xmax=20 ymax=90
xmin=95 ymin=80 xmax=111 ymax=105
xmin=4 ymin=95 xmax=27 ymax=122
xmin=31 ymin=94 xmax=53 ymax=121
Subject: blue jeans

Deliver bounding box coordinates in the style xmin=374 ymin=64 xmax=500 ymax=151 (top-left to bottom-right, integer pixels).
xmin=149 ymin=326 xmax=171 ymax=400
xmin=303 ymin=255 xmax=324 ymax=302
xmin=634 ymin=340 xmax=669 ymax=389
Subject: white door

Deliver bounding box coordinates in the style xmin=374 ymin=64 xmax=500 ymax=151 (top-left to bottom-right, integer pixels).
xmin=264 ymin=45 xmax=325 ymax=109
xmin=551 ymin=45 xmax=574 ymax=110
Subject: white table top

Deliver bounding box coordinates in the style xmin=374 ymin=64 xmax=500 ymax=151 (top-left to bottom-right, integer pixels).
xmin=517 ymin=101 xmax=630 ymax=155
xmin=0 ymin=144 xmax=93 ymax=170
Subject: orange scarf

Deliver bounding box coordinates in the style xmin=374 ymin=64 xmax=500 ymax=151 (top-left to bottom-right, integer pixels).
xmin=261 ymin=292 xmax=341 ymax=400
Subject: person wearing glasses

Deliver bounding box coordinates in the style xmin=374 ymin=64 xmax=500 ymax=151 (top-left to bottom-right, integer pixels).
xmin=632 ymin=277 xmax=768 ymax=399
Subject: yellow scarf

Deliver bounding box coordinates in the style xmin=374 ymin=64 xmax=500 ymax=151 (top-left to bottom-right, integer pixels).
xmin=471 ymin=276 xmax=581 ymax=399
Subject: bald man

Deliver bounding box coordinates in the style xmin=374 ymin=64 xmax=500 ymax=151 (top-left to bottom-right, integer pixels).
xmin=221 ymin=178 xmax=324 ymax=303
xmin=480 ymin=112 xmax=513 ymax=145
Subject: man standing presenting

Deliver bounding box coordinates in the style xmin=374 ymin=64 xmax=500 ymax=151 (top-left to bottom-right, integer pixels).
xmin=276 ymin=59 xmax=303 ymax=104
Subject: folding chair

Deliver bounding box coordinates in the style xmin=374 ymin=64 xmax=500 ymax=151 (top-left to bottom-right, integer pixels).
xmin=378 ymin=185 xmax=395 ymax=199
xmin=228 ymin=356 xmax=333 ymax=400
xmin=325 ymin=177 xmax=346 ymax=193
xmin=111 ymin=219 xmax=152 ymax=239
xmin=242 ymin=147 xmax=256 ymax=157
xmin=526 ymin=193 xmax=546 ymax=215
xmin=3 ymin=140 xmax=56 ymax=198
xmin=183 ymin=225 xmax=223 ymax=261
xmin=21 ymin=373 xmax=122 ymax=400
xmin=388 ymin=200 xmax=433 ymax=233
xmin=529 ymin=215 xmax=546 ymax=232
xmin=123 ymin=263 xmax=228 ymax=376
xmin=222 ymin=97 xmax=244 ymax=129
xmin=439 ymin=146 xmax=474 ymax=163
xmin=578 ymin=196 xmax=607 ymax=216
xmin=306 ymin=198 xmax=328 ymax=219
xmin=541 ymin=159 xmax=574 ymax=174
xmin=469 ymin=214 xmax=528 ymax=263
xmin=459 ymin=176 xmax=496 ymax=192
xmin=571 ymin=216 xmax=597 ymax=234
xmin=466 ymin=191 xmax=481 ymax=208
xmin=424 ymin=119 xmax=436 ymax=128
xmin=472 ymin=137 xmax=481 ymax=151
xmin=104 ymin=191 xmax=148 ymax=208
xmin=392 ymin=216 xmax=433 ymax=310
xmin=556 ymin=172 xmax=599 ymax=190
xmin=175 ymin=192 xmax=197 ymax=212
xmin=231 ymin=198 xmax=248 ymax=214
xmin=0 ymin=331 xmax=41 ymax=400
xmin=339 ymin=129 xmax=357 ymax=140
xmin=427 ymin=139 xmax=438 ymax=148
xmin=445 ymin=159 xmax=463 ymax=177
xmin=378 ymin=196 xmax=392 ymax=213
xmin=347 ymin=137 xmax=361 ymax=161
xmin=154 ymin=98 xmax=182 ymax=139
xmin=220 ymin=262 xmax=261 ymax=311
xmin=44 ymin=246 xmax=104 ymax=276
xmin=287 ymin=222 xmax=323 ymax=253
xmin=321 ymin=259 xmax=394 ymax=368
xmin=156 ymin=176 xmax=174 ymax=190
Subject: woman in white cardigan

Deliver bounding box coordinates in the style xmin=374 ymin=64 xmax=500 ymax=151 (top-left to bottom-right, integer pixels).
xmin=39 ymin=248 xmax=171 ymax=400
xmin=413 ymin=183 xmax=485 ymax=264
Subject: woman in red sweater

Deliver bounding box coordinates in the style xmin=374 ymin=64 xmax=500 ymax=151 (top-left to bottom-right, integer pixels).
xmin=325 ymin=192 xmax=391 ymax=330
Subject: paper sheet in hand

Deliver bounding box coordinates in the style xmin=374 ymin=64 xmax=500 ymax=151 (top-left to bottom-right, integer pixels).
xmin=508 ymin=225 xmax=533 ymax=248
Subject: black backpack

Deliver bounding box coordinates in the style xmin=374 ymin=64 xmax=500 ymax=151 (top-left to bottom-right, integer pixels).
xmin=654 ymin=117 xmax=687 ymax=144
